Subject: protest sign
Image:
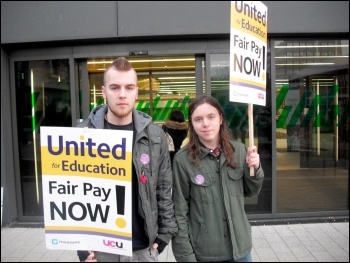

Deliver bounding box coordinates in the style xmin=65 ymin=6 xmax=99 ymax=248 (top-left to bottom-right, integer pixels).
xmin=230 ymin=1 xmax=267 ymax=106
xmin=230 ymin=1 xmax=268 ymax=175
xmin=41 ymin=126 xmax=133 ymax=256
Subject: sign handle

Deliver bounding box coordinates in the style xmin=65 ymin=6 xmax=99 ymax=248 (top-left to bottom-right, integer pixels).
xmin=248 ymin=103 xmax=255 ymax=176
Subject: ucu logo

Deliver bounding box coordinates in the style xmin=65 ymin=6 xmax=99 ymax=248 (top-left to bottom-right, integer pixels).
xmin=103 ymin=239 xmax=123 ymax=248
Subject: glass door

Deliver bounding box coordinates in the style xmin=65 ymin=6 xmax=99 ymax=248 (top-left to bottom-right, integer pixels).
xmin=85 ymin=55 xmax=204 ymax=124
xmin=274 ymin=39 xmax=349 ymax=213
xmin=14 ymin=59 xmax=71 ymax=217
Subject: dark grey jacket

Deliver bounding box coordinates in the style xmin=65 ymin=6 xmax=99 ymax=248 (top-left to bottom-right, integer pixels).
xmin=172 ymin=140 xmax=264 ymax=261
xmin=77 ymin=105 xmax=178 ymax=248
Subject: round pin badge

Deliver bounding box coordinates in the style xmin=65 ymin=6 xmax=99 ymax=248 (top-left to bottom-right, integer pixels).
xmin=195 ymin=175 xmax=205 ymax=185
xmin=140 ymin=154 xmax=150 ymax=164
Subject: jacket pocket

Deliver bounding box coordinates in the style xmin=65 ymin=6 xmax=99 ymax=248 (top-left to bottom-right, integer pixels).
xmin=227 ymin=168 xmax=244 ymax=196
xmin=193 ymin=222 xmax=206 ymax=249
xmin=189 ymin=173 xmax=219 ymax=203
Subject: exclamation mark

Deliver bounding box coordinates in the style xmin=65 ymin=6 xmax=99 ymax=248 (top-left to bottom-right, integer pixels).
xmin=262 ymin=46 xmax=266 ymax=70
xmin=115 ymin=185 xmax=126 ymax=228
xmin=262 ymin=46 xmax=266 ymax=81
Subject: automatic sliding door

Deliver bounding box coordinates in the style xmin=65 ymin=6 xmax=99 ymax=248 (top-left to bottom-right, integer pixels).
xmin=86 ymin=55 xmax=202 ymax=124
xmin=275 ymin=39 xmax=349 ymax=213
xmin=14 ymin=59 xmax=71 ymax=217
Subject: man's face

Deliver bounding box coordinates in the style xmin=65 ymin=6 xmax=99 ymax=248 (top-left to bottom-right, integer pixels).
xmin=102 ymin=67 xmax=138 ymax=120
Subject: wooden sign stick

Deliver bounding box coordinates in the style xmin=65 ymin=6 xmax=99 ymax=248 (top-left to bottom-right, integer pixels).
xmin=248 ymin=103 xmax=255 ymax=176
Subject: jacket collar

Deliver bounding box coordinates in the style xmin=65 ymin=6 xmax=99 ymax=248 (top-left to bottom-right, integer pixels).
xmin=87 ymin=104 xmax=152 ymax=132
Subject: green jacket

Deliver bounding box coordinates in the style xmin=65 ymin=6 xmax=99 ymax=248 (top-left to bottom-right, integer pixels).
xmin=172 ymin=140 xmax=264 ymax=262
xmin=77 ymin=105 xmax=178 ymax=248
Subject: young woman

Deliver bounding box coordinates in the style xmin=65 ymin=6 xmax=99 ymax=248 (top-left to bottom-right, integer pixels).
xmin=171 ymin=95 xmax=264 ymax=262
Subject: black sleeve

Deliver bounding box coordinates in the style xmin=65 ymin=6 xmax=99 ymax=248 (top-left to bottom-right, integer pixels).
xmin=77 ymin=250 xmax=90 ymax=262
xmin=155 ymin=237 xmax=167 ymax=254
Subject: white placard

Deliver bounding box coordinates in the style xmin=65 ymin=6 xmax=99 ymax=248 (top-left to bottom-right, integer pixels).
xmin=40 ymin=126 xmax=133 ymax=256
xmin=230 ymin=1 xmax=268 ymax=106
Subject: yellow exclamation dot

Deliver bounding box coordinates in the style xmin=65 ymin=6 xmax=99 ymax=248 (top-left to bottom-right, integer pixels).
xmin=116 ymin=218 xmax=126 ymax=228
xmin=115 ymin=185 xmax=126 ymax=228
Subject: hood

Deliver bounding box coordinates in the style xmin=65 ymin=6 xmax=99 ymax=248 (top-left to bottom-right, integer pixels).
xmin=164 ymin=120 xmax=188 ymax=130
xmin=87 ymin=104 xmax=107 ymax=129
xmin=86 ymin=104 xmax=152 ymax=133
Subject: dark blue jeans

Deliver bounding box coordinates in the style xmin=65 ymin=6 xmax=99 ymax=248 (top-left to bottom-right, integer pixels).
xmin=230 ymin=253 xmax=252 ymax=262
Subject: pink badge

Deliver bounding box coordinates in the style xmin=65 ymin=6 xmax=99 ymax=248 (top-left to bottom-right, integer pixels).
xmin=195 ymin=175 xmax=205 ymax=185
xmin=140 ymin=154 xmax=150 ymax=164
xmin=140 ymin=173 xmax=147 ymax=184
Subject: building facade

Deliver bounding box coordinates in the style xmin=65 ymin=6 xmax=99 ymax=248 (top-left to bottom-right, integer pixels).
xmin=1 ymin=1 xmax=349 ymax=225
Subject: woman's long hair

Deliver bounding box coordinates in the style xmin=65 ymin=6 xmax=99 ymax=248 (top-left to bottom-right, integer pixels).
xmin=188 ymin=95 xmax=236 ymax=168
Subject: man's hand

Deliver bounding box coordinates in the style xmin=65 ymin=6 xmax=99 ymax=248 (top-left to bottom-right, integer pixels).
xmin=153 ymin=238 xmax=167 ymax=254
xmin=85 ymin=251 xmax=96 ymax=262
xmin=78 ymin=250 xmax=96 ymax=262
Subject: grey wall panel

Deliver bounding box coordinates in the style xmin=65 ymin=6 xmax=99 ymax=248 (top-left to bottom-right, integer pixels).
xmin=264 ymin=1 xmax=349 ymax=34
xmin=118 ymin=1 xmax=349 ymax=37
xmin=1 ymin=48 xmax=18 ymax=225
xmin=117 ymin=1 xmax=231 ymax=37
xmin=72 ymin=40 xmax=209 ymax=58
xmin=1 ymin=1 xmax=118 ymax=44
xmin=9 ymin=47 xmax=73 ymax=60
xmin=1 ymin=1 xmax=349 ymax=45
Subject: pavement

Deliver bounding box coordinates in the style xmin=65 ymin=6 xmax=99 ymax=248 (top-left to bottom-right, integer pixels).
xmin=1 ymin=221 xmax=349 ymax=262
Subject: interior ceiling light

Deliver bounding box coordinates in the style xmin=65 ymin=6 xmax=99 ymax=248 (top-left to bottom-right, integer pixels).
xmin=88 ymin=58 xmax=195 ymax=65
xmin=158 ymin=76 xmax=195 ymax=80
xmin=275 ymin=44 xmax=348 ymax=48
xmin=276 ymin=56 xmax=348 ymax=59
xmin=276 ymin=63 xmax=334 ymax=66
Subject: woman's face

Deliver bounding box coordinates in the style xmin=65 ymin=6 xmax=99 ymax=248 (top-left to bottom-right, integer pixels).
xmin=191 ymin=102 xmax=222 ymax=149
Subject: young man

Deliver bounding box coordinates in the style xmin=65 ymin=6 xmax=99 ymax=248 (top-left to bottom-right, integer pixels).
xmin=76 ymin=57 xmax=178 ymax=262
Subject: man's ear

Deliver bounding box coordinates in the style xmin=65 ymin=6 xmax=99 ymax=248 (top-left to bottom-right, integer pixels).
xmin=101 ymin=86 xmax=106 ymax=99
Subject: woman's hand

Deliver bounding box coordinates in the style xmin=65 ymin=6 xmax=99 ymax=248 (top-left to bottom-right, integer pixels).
xmin=246 ymin=146 xmax=260 ymax=169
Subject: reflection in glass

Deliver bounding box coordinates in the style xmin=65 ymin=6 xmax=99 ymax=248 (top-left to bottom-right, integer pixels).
xmin=15 ymin=59 xmax=71 ymax=216
xmin=87 ymin=56 xmax=198 ymax=124
xmin=210 ymin=53 xmax=272 ymax=214
xmin=275 ymin=39 xmax=349 ymax=213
